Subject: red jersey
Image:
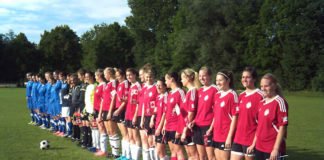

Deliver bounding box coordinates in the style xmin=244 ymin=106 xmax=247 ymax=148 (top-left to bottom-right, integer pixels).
xmin=212 ymin=89 xmax=239 ymax=142
xmin=177 ymin=88 xmax=198 ymax=135
xmin=125 ymin=82 xmax=141 ymax=120
xmin=165 ymin=88 xmax=185 ymax=131
xmin=102 ymin=80 xmax=117 ymax=111
xmin=93 ymin=82 xmax=105 ymax=111
xmin=143 ymin=84 xmax=158 ymax=116
xmin=234 ymin=89 xmax=263 ymax=146
xmin=195 ymin=85 xmax=219 ymax=126
xmin=256 ymin=95 xmax=288 ymax=153
xmin=116 ymin=80 xmax=129 ymax=109
xmin=155 ymin=92 xmax=168 ymax=129
xmin=137 ymin=84 xmax=147 ymax=117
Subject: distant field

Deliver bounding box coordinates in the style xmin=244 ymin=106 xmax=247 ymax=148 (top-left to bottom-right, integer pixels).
xmin=0 ymin=88 xmax=323 ymax=160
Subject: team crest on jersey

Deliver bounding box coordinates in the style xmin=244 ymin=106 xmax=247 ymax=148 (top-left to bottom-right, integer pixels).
xmin=96 ymin=89 xmax=99 ymax=93
xmin=199 ymin=95 xmax=202 ymax=98
xmin=170 ymin=98 xmax=174 ymax=103
xmin=240 ymin=100 xmax=243 ymax=104
xmin=183 ymin=98 xmax=186 ymax=103
xmin=131 ymin=90 xmax=138 ymax=95
xmin=220 ymin=101 xmax=225 ymax=107
xmin=264 ymin=109 xmax=269 ymax=116
xmin=204 ymin=95 xmax=209 ymax=101
xmin=118 ymin=87 xmax=122 ymax=91
xmin=246 ymin=102 xmax=252 ymax=109
xmin=149 ymin=92 xmax=153 ymax=97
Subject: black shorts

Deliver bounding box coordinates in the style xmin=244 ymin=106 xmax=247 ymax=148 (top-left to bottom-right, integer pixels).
xmin=144 ymin=116 xmax=154 ymax=135
xmin=94 ymin=110 xmax=99 ymax=119
xmin=81 ymin=112 xmax=89 ymax=121
xmin=69 ymin=106 xmax=76 ymax=117
xmin=155 ymin=134 xmax=167 ymax=144
xmin=101 ymin=111 xmax=108 ymax=121
xmin=213 ymin=141 xmax=230 ymax=151
xmin=255 ymin=149 xmax=287 ymax=160
xmin=125 ymin=120 xmax=136 ymax=129
xmin=193 ymin=125 xmax=213 ymax=146
xmin=112 ymin=111 xmax=125 ymax=123
xmin=164 ymin=131 xmax=176 ymax=142
xmin=231 ymin=142 xmax=255 ymax=156
xmin=173 ymin=136 xmax=194 ymax=146
xmin=135 ymin=116 xmax=142 ymax=129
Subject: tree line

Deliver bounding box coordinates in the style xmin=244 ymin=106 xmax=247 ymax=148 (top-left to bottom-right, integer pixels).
xmin=0 ymin=0 xmax=323 ymax=91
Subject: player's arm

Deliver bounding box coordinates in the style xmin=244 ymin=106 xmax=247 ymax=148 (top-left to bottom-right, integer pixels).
xmin=270 ymin=125 xmax=287 ymax=160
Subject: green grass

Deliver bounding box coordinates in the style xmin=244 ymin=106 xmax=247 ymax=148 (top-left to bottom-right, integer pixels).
xmin=0 ymin=88 xmax=323 ymax=160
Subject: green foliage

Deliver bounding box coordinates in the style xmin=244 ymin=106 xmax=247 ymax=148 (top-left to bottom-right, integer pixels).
xmin=39 ymin=25 xmax=82 ymax=72
xmin=80 ymin=22 xmax=135 ymax=71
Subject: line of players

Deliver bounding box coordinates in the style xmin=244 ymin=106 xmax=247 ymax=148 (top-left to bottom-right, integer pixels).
xmin=25 ymin=65 xmax=288 ymax=160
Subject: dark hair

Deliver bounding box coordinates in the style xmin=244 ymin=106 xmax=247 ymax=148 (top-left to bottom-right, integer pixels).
xmin=243 ymin=66 xmax=258 ymax=80
xmin=199 ymin=66 xmax=212 ymax=76
xmin=115 ymin=68 xmax=125 ymax=77
xmin=59 ymin=71 xmax=66 ymax=77
xmin=85 ymin=71 xmax=94 ymax=78
xmin=104 ymin=67 xmax=116 ymax=79
xmin=217 ymin=69 xmax=234 ymax=89
xmin=126 ymin=68 xmax=138 ymax=76
xmin=77 ymin=68 xmax=86 ymax=76
xmin=166 ymin=71 xmax=182 ymax=88
xmin=157 ymin=77 xmax=167 ymax=87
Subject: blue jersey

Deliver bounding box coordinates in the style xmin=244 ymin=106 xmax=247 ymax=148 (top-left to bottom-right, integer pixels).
xmin=26 ymin=80 xmax=33 ymax=109
xmin=37 ymin=84 xmax=46 ymax=112
xmin=26 ymin=80 xmax=33 ymax=97
xmin=31 ymin=81 xmax=39 ymax=109
xmin=45 ymin=82 xmax=52 ymax=114
xmin=49 ymin=80 xmax=62 ymax=116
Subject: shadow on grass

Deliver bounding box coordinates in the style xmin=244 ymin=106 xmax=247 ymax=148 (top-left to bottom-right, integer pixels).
xmin=287 ymin=146 xmax=324 ymax=160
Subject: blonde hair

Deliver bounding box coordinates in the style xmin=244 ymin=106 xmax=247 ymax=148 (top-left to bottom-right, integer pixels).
xmin=104 ymin=67 xmax=116 ymax=79
xmin=262 ymin=73 xmax=283 ymax=97
xmin=182 ymin=68 xmax=201 ymax=88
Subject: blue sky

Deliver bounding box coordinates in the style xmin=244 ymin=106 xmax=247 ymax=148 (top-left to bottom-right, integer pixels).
xmin=0 ymin=0 xmax=131 ymax=43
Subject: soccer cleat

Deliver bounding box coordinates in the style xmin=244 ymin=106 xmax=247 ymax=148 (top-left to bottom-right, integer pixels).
xmin=94 ymin=150 xmax=106 ymax=157
xmin=58 ymin=132 xmax=65 ymax=137
xmin=28 ymin=121 xmax=34 ymax=125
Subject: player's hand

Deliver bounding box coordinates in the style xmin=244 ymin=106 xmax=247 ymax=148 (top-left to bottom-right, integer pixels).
xmin=225 ymin=137 xmax=232 ymax=151
xmin=113 ymin=110 xmax=119 ymax=117
xmin=205 ymin=128 xmax=212 ymax=136
xmin=155 ymin=129 xmax=161 ymax=136
xmin=107 ymin=113 xmax=112 ymax=120
xmin=175 ymin=132 xmax=181 ymax=139
xmin=188 ymin=120 xmax=195 ymax=129
xmin=140 ymin=120 xmax=144 ymax=129
xmin=269 ymin=149 xmax=279 ymax=160
xmin=132 ymin=117 xmax=137 ymax=125
xmin=149 ymin=119 xmax=154 ymax=128
xmin=246 ymin=145 xmax=255 ymax=154
xmin=180 ymin=133 xmax=186 ymax=142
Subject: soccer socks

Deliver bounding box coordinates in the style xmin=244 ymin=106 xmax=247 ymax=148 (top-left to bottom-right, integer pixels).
xmin=149 ymin=147 xmax=157 ymax=160
xmin=92 ymin=128 xmax=100 ymax=149
xmin=60 ymin=118 xmax=66 ymax=133
xmin=99 ymin=134 xmax=107 ymax=152
xmin=109 ymin=134 xmax=120 ymax=156
xmin=124 ymin=140 xmax=131 ymax=159
xmin=86 ymin=127 xmax=92 ymax=147
xmin=142 ymin=148 xmax=150 ymax=160
xmin=131 ymin=144 xmax=141 ymax=160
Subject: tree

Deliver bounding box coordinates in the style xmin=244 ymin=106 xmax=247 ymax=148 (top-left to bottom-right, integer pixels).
xmin=39 ymin=25 xmax=81 ymax=72
xmin=81 ymin=23 xmax=135 ymax=70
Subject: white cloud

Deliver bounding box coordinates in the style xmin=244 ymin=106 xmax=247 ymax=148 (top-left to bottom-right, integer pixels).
xmin=0 ymin=0 xmax=131 ymax=43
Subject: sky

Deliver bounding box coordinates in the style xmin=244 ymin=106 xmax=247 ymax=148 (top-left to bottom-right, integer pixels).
xmin=0 ymin=0 xmax=131 ymax=43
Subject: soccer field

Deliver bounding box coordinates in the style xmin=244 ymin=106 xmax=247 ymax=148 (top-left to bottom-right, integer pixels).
xmin=0 ymin=88 xmax=323 ymax=160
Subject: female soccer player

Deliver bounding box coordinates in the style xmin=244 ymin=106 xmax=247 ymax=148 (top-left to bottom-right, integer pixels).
xmin=103 ymin=67 xmax=120 ymax=158
xmin=152 ymin=78 xmax=168 ymax=160
xmin=141 ymin=70 xmax=158 ymax=160
xmin=26 ymin=72 xmax=34 ymax=124
xmin=82 ymin=71 xmax=96 ymax=149
xmin=254 ymin=73 xmax=288 ymax=160
xmin=208 ymin=70 xmax=238 ymax=160
xmin=230 ymin=67 xmax=263 ymax=160
xmin=93 ymin=69 xmax=107 ymax=156
xmin=164 ymin=72 xmax=186 ymax=160
xmin=37 ymin=74 xmax=47 ymax=129
xmin=179 ymin=68 xmax=200 ymax=160
xmin=192 ymin=66 xmax=218 ymax=160
xmin=125 ymin=68 xmax=142 ymax=160
xmin=113 ymin=68 xmax=130 ymax=159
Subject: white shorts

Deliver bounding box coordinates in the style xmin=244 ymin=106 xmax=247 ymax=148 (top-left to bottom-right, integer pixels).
xmin=61 ymin=106 xmax=70 ymax=118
